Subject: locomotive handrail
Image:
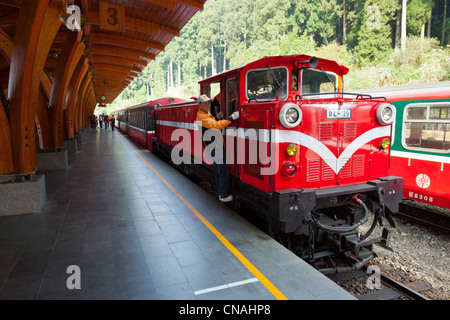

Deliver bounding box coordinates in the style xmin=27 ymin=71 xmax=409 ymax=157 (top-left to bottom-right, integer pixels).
xmin=297 ymin=92 xmax=387 ymax=101
xmin=269 ymin=125 xmax=275 ymax=187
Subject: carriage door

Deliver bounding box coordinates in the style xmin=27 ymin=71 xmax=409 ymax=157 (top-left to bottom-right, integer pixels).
xmin=224 ymin=75 xmax=238 ymax=176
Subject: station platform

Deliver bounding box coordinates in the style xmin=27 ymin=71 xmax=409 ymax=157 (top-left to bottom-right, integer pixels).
xmin=0 ymin=127 xmax=355 ymax=300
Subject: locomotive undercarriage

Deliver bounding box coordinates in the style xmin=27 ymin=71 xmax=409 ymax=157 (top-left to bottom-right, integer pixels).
xmin=152 ymin=139 xmax=403 ymax=273
xmin=237 ymin=177 xmax=403 ymax=273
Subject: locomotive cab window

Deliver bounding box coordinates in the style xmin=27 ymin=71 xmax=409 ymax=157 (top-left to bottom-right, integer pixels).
xmin=301 ymin=68 xmax=337 ymax=99
xmin=403 ymin=103 xmax=450 ymax=153
xmin=246 ymin=66 xmax=288 ymax=101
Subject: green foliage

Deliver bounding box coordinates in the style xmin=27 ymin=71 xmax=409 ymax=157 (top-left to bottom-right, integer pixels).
xmin=407 ymin=0 xmax=433 ymax=34
xmin=345 ymin=37 xmax=450 ymax=90
xmin=103 ymin=0 xmax=449 ymax=113
xmin=353 ymin=0 xmax=398 ymax=66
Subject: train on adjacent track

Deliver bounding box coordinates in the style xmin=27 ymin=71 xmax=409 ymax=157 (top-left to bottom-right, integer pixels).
xmin=116 ymin=54 xmax=404 ymax=272
xmin=356 ymin=82 xmax=450 ymax=211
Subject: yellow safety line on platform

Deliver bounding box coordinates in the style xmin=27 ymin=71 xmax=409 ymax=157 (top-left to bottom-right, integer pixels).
xmin=116 ymin=131 xmax=287 ymax=300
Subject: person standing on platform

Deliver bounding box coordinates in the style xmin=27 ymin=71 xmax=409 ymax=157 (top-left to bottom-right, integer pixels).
xmin=110 ymin=114 xmax=116 ymax=131
xmin=104 ymin=114 xmax=109 ymax=130
xmin=98 ymin=114 xmax=103 ymax=128
xmin=196 ymin=94 xmax=239 ymax=202
xmin=90 ymin=114 xmax=95 ymax=128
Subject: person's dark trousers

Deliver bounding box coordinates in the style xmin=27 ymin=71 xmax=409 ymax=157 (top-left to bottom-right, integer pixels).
xmin=211 ymin=148 xmax=230 ymax=198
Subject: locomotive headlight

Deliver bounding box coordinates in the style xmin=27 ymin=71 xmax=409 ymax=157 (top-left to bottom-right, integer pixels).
xmin=286 ymin=108 xmax=299 ymax=123
xmin=280 ymin=103 xmax=302 ymax=128
xmin=286 ymin=144 xmax=298 ymax=156
xmin=376 ymin=103 xmax=395 ymax=125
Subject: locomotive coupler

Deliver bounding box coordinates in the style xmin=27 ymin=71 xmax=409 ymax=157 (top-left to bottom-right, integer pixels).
xmin=377 ymin=187 xmax=386 ymax=226
xmin=344 ymin=234 xmax=374 ymax=260
xmin=314 ymin=194 xmax=369 ymax=234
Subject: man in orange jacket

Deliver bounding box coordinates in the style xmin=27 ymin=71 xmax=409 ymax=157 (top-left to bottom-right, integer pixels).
xmin=196 ymin=94 xmax=239 ymax=202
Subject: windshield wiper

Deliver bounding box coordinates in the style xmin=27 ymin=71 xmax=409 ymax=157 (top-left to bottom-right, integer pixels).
xmin=267 ymin=65 xmax=282 ymax=88
xmin=320 ymin=68 xmax=336 ymax=91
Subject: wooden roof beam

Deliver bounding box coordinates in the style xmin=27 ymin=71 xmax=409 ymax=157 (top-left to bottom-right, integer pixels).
xmin=99 ymin=83 xmax=125 ymax=89
xmin=90 ymin=63 xmax=144 ymax=75
xmin=93 ymin=78 xmax=129 ymax=86
xmin=95 ymin=91 xmax=125 ymax=98
xmin=0 ymin=10 xmax=19 ymax=28
xmin=92 ymin=75 xmax=137 ymax=86
xmin=93 ymin=71 xmax=131 ymax=79
xmin=86 ymin=33 xmax=165 ymax=52
xmin=90 ymin=55 xmax=148 ymax=69
xmin=86 ymin=44 xmax=156 ymax=61
xmin=0 ymin=0 xmax=22 ymax=8
xmin=86 ymin=12 xmax=180 ymax=37
xmin=93 ymin=77 xmax=135 ymax=86
xmin=133 ymin=0 xmax=203 ymax=11
xmin=179 ymin=0 xmax=204 ymax=11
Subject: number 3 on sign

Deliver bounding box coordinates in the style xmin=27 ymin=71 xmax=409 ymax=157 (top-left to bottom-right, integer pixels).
xmin=99 ymin=1 xmax=125 ymax=32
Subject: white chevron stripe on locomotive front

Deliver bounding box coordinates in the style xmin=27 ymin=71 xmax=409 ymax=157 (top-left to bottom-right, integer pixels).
xmin=156 ymin=120 xmax=391 ymax=174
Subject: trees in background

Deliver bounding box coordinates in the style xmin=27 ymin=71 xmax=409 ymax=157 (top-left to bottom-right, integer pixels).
xmin=105 ymin=0 xmax=449 ymax=112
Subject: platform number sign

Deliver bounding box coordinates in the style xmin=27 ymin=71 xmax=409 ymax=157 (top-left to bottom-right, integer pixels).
xmin=99 ymin=1 xmax=125 ymax=32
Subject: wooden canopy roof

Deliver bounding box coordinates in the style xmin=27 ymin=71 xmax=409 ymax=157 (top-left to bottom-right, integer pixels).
xmin=0 ymin=0 xmax=205 ymax=105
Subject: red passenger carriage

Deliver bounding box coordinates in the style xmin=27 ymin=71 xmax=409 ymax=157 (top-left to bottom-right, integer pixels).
xmin=116 ymin=97 xmax=186 ymax=151
xmin=356 ymin=82 xmax=450 ymax=210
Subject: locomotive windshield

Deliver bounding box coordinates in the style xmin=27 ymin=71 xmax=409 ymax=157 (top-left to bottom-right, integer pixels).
xmin=301 ymin=68 xmax=338 ymax=99
xmin=246 ymin=66 xmax=288 ymax=101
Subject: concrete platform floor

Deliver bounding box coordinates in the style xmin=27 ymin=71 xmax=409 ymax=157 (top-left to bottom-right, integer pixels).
xmin=0 ymin=127 xmax=355 ymax=300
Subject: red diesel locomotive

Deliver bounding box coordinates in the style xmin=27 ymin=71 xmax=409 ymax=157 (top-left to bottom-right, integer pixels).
xmin=149 ymin=55 xmax=403 ymax=271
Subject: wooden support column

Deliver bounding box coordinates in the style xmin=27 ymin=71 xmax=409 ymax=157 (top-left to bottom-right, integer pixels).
xmin=81 ymin=88 xmax=91 ymax=129
xmin=0 ymin=99 xmax=13 ymax=174
xmin=65 ymin=57 xmax=88 ymax=139
xmin=0 ymin=1 xmax=63 ymax=156
xmin=74 ymin=72 xmax=91 ymax=133
xmin=0 ymin=29 xmax=13 ymax=174
xmin=31 ymin=0 xmax=65 ymax=150
xmin=8 ymin=0 xmax=49 ymax=174
xmin=49 ymin=31 xmax=85 ymax=148
xmin=35 ymin=88 xmax=52 ymax=149
xmin=81 ymin=88 xmax=94 ymax=129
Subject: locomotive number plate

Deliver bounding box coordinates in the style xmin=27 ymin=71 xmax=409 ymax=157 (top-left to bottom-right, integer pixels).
xmin=326 ymin=108 xmax=351 ymax=119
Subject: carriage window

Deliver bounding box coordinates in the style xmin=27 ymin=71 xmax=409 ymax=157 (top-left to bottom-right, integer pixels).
xmin=430 ymin=106 xmax=450 ymax=119
xmin=406 ymin=106 xmax=426 ymax=120
xmin=403 ymin=103 xmax=450 ymax=152
xmin=246 ymin=67 xmax=288 ymax=101
xmin=301 ymin=68 xmax=337 ymax=99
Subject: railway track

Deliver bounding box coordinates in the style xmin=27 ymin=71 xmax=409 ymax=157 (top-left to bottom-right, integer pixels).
xmin=396 ymin=202 xmax=450 ymax=235
xmin=198 ymin=179 xmax=445 ymax=300
xmin=326 ymin=264 xmax=431 ymax=300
